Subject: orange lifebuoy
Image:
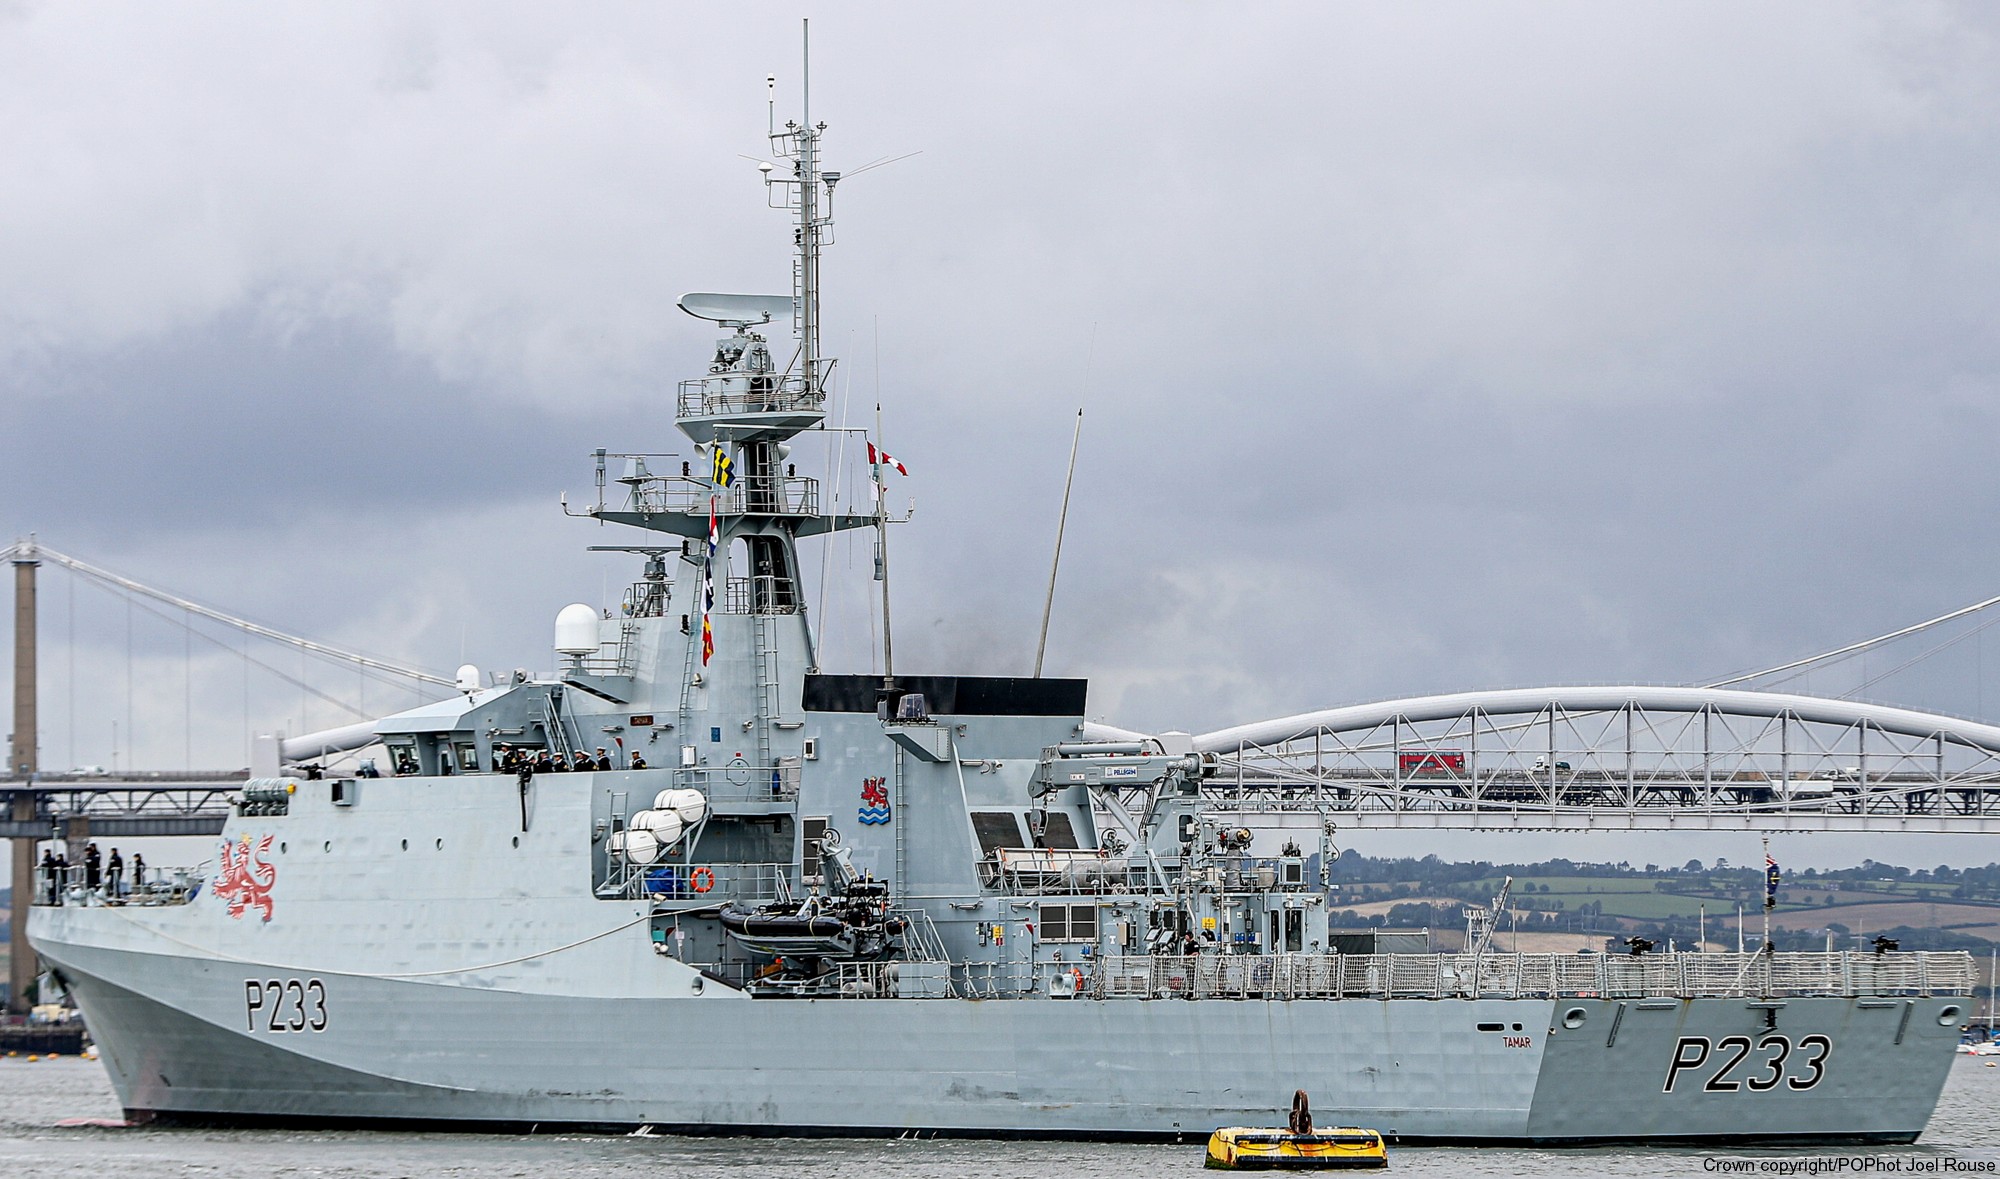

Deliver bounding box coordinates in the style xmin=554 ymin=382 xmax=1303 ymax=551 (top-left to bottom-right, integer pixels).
xmin=690 ymin=866 xmax=715 ymax=893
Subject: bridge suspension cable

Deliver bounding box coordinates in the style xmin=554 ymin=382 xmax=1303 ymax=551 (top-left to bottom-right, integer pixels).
xmin=1 ymin=539 xmax=454 ymax=688
xmin=1706 ymin=591 xmax=2000 ymax=689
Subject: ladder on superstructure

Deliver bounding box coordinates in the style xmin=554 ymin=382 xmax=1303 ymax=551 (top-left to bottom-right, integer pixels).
xmin=540 ymin=693 xmax=580 ymax=763
xmin=752 ymin=613 xmax=782 ymax=769
xmin=676 ymin=606 xmax=700 ymax=742
xmin=892 ymin=746 xmax=907 ymax=899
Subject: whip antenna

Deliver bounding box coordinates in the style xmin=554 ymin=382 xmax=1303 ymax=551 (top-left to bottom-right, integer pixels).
xmin=1034 ymin=408 xmax=1084 ymax=678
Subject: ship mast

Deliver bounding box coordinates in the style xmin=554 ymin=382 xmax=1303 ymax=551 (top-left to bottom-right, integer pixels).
xmin=775 ymin=21 xmax=835 ymax=405
xmin=588 ymin=42 xmax=890 ymax=739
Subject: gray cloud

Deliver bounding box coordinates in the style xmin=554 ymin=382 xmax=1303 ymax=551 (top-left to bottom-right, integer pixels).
xmin=5 ymin=2 xmax=2000 ymax=867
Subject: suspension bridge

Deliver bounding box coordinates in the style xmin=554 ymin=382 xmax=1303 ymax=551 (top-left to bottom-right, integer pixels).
xmin=2 ymin=537 xmax=453 ymax=1012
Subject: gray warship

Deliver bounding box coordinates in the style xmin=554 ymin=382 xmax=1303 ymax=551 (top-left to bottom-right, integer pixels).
xmin=28 ymin=98 xmax=1977 ymax=1145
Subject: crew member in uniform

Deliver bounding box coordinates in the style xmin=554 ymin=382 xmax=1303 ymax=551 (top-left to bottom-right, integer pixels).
xmin=594 ymin=747 xmax=612 ymax=771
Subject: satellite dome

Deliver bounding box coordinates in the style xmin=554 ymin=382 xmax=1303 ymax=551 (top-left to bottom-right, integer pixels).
xmin=455 ymin=664 xmax=481 ymax=695
xmin=554 ymin=603 xmax=599 ymax=656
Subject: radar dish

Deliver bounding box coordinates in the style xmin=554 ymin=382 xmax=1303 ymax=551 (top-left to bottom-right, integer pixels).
xmin=678 ymin=293 xmax=796 ymax=328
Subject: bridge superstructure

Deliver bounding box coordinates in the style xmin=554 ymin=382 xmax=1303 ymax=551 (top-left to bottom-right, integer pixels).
xmin=9 ymin=531 xmax=2000 ymax=1021
xmin=1185 ymin=686 xmax=2000 ymax=833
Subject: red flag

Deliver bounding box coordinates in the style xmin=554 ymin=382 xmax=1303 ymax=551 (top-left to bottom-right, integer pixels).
xmin=866 ymin=442 xmax=908 ymax=476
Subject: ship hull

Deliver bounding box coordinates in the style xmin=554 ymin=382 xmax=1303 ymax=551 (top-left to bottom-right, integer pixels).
xmin=33 ymin=922 xmax=1960 ymax=1144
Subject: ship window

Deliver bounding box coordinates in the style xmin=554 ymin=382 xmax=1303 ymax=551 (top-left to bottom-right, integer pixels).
xmin=971 ymin=812 xmax=1023 ymax=857
xmin=1040 ymin=903 xmax=1097 ymax=943
xmin=802 ymin=816 xmax=829 ymax=881
xmin=386 ymin=739 xmax=419 ymax=776
xmin=455 ymin=743 xmax=479 ymax=771
xmin=1477 ymin=1023 xmax=1505 ymax=1032
xmin=1039 ymin=810 xmax=1079 ymax=850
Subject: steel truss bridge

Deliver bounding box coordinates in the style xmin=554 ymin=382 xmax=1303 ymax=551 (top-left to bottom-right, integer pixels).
xmin=0 ymin=773 xmax=242 ymax=840
xmin=1183 ymin=687 xmax=2000 ymax=832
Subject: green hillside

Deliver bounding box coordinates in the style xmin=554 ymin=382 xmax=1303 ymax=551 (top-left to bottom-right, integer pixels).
xmin=1328 ymin=853 xmax=2000 ymax=951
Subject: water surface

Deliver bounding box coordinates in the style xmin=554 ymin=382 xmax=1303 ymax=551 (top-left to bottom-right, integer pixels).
xmin=1 ymin=1053 xmax=1994 ymax=1177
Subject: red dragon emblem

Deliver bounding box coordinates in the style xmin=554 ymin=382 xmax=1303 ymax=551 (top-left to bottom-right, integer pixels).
xmin=214 ymin=833 xmax=277 ymax=922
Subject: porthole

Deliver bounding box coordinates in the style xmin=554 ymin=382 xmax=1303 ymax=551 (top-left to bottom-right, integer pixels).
xmin=401 ymin=839 xmax=408 ymax=851
xmin=435 ymin=838 xmax=444 ymax=851
xmin=1512 ymin=1023 xmax=1522 ymax=1032
xmin=1939 ymin=1005 xmax=1965 ymax=1025
xmin=279 ymin=842 xmax=287 ymax=854
xmin=1561 ymin=1007 xmax=1588 ymax=1029
xmin=512 ymin=836 xmax=520 ymax=849
xmin=322 ymin=841 xmax=331 ymax=853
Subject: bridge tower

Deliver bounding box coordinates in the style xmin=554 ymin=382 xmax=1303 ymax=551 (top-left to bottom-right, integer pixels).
xmin=9 ymin=547 xmax=37 ymax=1013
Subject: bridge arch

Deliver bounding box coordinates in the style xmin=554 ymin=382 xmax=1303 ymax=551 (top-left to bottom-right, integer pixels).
xmin=1172 ymin=686 xmax=2000 ymax=832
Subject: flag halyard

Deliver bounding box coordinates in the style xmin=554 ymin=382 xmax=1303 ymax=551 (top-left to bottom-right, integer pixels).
xmin=701 ymin=494 xmax=720 ymax=665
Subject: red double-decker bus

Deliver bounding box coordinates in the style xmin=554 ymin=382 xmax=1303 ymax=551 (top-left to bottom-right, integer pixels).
xmin=1397 ymin=750 xmax=1466 ymax=776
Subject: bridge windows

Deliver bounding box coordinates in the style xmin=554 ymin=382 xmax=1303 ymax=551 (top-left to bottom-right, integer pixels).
xmin=385 ymin=739 xmax=419 ymax=776
xmin=972 ymin=811 xmax=1024 ymax=858
xmin=1034 ymin=810 xmax=1080 ymax=850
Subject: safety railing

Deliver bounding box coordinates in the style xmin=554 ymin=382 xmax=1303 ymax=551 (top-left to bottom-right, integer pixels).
xmin=984 ymin=849 xmax=1152 ymax=895
xmin=954 ymin=960 xmax=1036 ymax=999
xmin=674 ymin=763 xmax=800 ymax=805
xmin=833 ymin=961 xmax=900 ymax=997
xmin=1084 ymin=951 xmax=1976 ymax=1001
xmin=677 ymin=374 xmax=825 ymax=419
xmin=32 ymin=863 xmax=209 ymax=907
xmin=720 ymin=576 xmax=800 ymax=615
xmin=630 ymin=860 xmax=792 ymax=906
xmin=626 ymin=475 xmax=821 ymax=519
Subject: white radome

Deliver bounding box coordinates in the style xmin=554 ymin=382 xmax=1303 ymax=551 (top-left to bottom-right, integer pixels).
xmin=553 ymin=603 xmax=599 ymax=656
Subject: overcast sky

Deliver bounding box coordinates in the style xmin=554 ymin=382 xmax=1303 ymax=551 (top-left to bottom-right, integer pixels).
xmin=5 ymin=3 xmax=2000 ymax=869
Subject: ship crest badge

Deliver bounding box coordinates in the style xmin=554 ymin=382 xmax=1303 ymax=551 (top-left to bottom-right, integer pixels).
xmin=858 ymin=776 xmax=891 ymax=825
xmin=214 ymin=833 xmax=278 ymax=922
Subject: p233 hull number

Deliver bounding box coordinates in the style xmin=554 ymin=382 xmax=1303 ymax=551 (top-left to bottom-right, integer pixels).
xmin=1664 ymin=1033 xmax=1830 ymax=1093
xmin=244 ymin=978 xmax=327 ymax=1033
